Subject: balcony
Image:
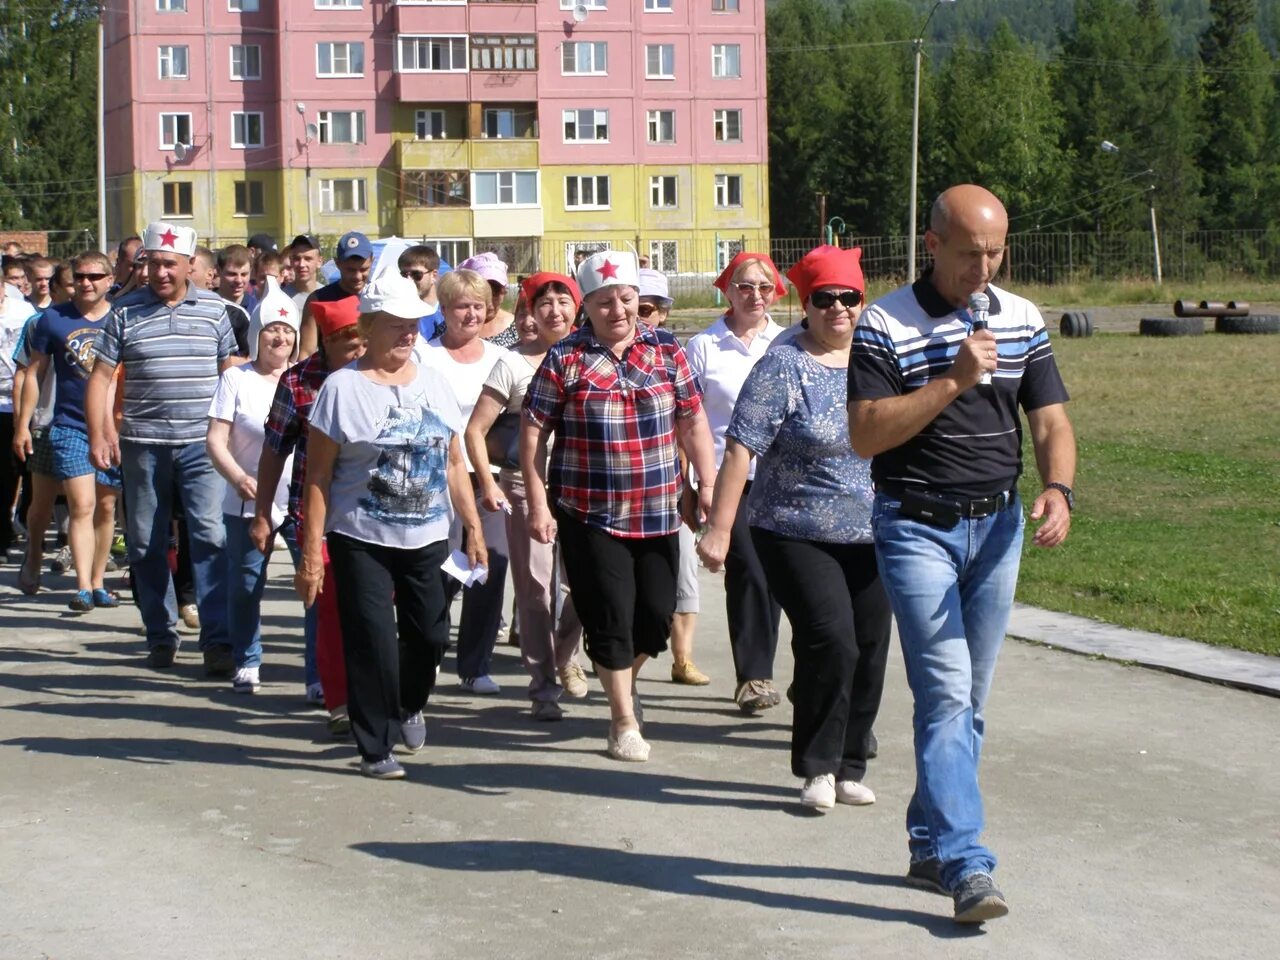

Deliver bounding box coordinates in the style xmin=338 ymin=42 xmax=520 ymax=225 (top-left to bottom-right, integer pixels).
xmin=395 ymin=137 xmax=539 ymax=172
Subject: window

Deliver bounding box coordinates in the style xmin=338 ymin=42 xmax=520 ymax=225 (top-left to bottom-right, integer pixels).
xmin=559 ymin=0 xmax=605 ymax=8
xmin=231 ymin=112 xmax=264 ymax=148
xmin=714 ymin=173 xmax=743 ymax=207
xmin=315 ymin=0 xmax=361 ymax=7
xmin=158 ymin=45 xmax=188 ymax=79
xmin=163 ymin=181 xmax=193 ymax=217
xmin=398 ymin=36 xmax=467 ymax=72
xmin=645 ymin=0 xmax=672 ymax=9
xmin=647 ymin=109 xmax=675 ymax=143
xmin=472 ymin=170 xmax=538 ymax=207
xmin=563 ymin=109 xmax=608 ymax=142
xmin=645 ymin=44 xmax=675 ymax=79
xmin=471 ymin=36 xmax=537 ymax=71
xmin=317 ymin=110 xmax=365 ymax=144
xmin=230 ymin=44 xmax=261 ymax=80
xmin=415 ymin=109 xmax=447 ymax=140
xmin=319 ymin=178 xmax=367 ymax=213
xmin=404 ymin=171 xmax=469 ymax=207
xmin=157 ymin=0 xmax=186 ymax=10
xmin=711 ymin=44 xmax=741 ymax=78
xmin=428 ymin=239 xmax=471 ymax=267
xmin=159 ymin=112 xmax=192 ymax=149
xmin=648 ymin=240 xmax=678 ymax=272
xmin=228 ymin=0 xmax=259 ymax=11
xmin=713 ymin=108 xmax=742 ymax=143
xmin=316 ymin=42 xmax=364 ymax=77
xmin=712 ymin=0 xmax=740 ymax=10
xmin=565 ymin=175 xmax=610 ymax=210
xmin=717 ymin=238 xmax=743 ymax=270
xmin=562 ymin=41 xmax=607 ymax=75
xmin=234 ymin=180 xmax=265 ymax=216
xmin=649 ymin=175 xmax=677 ymax=208
xmin=483 ymin=108 xmax=515 ymax=139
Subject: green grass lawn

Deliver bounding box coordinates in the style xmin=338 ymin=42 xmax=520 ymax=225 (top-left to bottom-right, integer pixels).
xmin=1014 ymin=332 xmax=1280 ymax=655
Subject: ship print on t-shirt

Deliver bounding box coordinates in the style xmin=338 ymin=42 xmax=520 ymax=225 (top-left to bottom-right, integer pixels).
xmin=361 ymin=402 xmax=452 ymax=527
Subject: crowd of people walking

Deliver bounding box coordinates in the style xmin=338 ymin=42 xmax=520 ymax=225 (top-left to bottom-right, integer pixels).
xmin=2 ymin=183 xmax=1076 ymax=925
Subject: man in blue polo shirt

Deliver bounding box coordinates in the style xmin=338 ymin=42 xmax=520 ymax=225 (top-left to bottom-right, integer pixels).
xmin=85 ymin=221 xmax=238 ymax=673
xmin=849 ymin=184 xmax=1076 ymax=925
xmin=297 ymin=231 xmax=371 ymax=357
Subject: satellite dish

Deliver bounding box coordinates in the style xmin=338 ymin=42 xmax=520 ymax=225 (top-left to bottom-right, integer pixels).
xmin=572 ymin=3 xmax=589 ymax=23
xmin=173 ymin=142 xmax=188 ymax=162
xmin=305 ymin=122 xmax=319 ymax=143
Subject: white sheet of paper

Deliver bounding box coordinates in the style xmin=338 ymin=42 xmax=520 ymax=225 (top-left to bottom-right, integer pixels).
xmin=441 ymin=549 xmax=489 ymax=587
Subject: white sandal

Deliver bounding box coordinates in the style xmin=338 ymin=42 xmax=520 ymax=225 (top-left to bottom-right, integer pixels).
xmin=607 ymin=728 xmax=650 ymax=762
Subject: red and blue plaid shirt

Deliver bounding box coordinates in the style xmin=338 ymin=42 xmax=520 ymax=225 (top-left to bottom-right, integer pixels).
xmin=523 ymin=321 xmax=702 ymax=539
xmin=263 ymin=350 xmax=333 ymax=522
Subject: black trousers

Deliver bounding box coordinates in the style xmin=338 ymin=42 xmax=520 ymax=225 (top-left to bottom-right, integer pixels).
xmin=726 ymin=481 xmax=783 ymax=683
xmin=327 ymin=533 xmax=450 ymax=762
xmin=752 ymin=528 xmax=892 ymax=781
xmin=0 ymin=413 xmax=17 ymax=553
xmin=556 ymin=507 xmax=678 ymax=671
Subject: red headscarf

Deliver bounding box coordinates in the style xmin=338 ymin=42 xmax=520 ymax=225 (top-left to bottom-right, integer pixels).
xmin=521 ymin=271 xmax=582 ymax=311
xmin=311 ymin=297 xmax=360 ymax=339
xmin=712 ymin=252 xmax=788 ymax=297
xmin=785 ymin=245 xmax=864 ymax=305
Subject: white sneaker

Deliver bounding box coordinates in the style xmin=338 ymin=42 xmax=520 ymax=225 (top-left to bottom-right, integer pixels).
xmin=801 ymin=774 xmax=836 ymax=811
xmin=232 ymin=666 xmax=260 ymax=694
xmin=460 ymin=674 xmax=500 ymax=695
xmin=835 ymin=779 xmax=876 ymax=806
xmin=305 ymin=682 xmax=324 ymax=706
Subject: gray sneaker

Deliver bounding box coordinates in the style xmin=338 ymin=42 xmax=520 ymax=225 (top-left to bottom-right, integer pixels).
xmin=360 ymin=755 xmax=406 ymax=780
xmin=952 ymin=872 xmax=1009 ymax=924
xmin=905 ymin=857 xmax=947 ymax=895
xmin=401 ymin=711 xmax=426 ymax=752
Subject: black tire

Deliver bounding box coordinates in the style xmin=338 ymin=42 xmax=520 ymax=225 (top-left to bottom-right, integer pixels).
xmin=1081 ymin=313 xmax=1094 ymax=337
xmin=1139 ymin=317 xmax=1204 ymax=337
xmin=1215 ymin=314 xmax=1280 ymax=334
xmin=1059 ymin=310 xmax=1093 ymax=338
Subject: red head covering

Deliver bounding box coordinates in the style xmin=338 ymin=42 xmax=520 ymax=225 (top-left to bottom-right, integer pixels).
xmin=785 ymin=245 xmax=864 ymax=305
xmin=712 ymin=252 xmax=788 ymax=297
xmin=311 ymin=296 xmax=360 ymax=339
xmin=521 ymin=271 xmax=582 ymax=311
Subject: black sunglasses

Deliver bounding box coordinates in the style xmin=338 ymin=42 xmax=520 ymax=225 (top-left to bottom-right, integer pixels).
xmin=73 ymin=272 xmax=110 ymax=282
xmin=809 ymin=290 xmax=862 ymax=310
xmin=402 ymin=269 xmax=430 ymax=281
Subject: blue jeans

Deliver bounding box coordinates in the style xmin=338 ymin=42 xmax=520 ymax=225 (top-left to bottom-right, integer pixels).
xmin=225 ymin=515 xmax=270 ymax=669
xmin=280 ymin=517 xmax=320 ymax=687
xmin=120 ymin=439 xmax=229 ymax=652
xmin=871 ymin=491 xmax=1025 ymax=890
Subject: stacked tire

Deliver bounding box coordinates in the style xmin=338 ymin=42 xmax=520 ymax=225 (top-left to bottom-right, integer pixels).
xmin=1059 ymin=311 xmax=1093 ymax=338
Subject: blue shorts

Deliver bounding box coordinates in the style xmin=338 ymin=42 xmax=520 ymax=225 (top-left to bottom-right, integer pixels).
xmin=29 ymin=429 xmax=56 ymax=477
xmin=48 ymin=424 xmax=122 ymax=488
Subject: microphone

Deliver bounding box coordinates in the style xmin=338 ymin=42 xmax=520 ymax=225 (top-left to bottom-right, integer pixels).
xmin=968 ymin=291 xmax=992 ymax=386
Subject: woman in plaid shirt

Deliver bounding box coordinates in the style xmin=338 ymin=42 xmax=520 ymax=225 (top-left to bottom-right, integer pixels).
xmin=521 ymin=251 xmax=718 ymax=763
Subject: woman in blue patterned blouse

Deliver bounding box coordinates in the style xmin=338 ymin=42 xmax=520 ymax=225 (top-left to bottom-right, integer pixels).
xmin=697 ymin=245 xmax=891 ymax=813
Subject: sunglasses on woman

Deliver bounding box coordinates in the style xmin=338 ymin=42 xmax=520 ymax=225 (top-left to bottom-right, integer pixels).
xmin=637 ymin=304 xmax=664 ymax=319
xmin=733 ymin=281 xmax=776 ymax=297
xmin=809 ymin=290 xmax=863 ymax=310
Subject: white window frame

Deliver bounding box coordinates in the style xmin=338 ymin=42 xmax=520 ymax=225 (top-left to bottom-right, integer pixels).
xmin=316 ymin=41 xmax=365 ymax=78
xmin=644 ymin=0 xmax=673 ymax=11
xmin=648 ymin=240 xmax=678 ymax=272
xmin=562 ymin=109 xmax=609 ymax=143
xmin=230 ymin=44 xmax=262 ymax=81
xmin=565 ymin=175 xmax=611 ymax=211
xmin=483 ymin=108 xmax=516 ymax=139
xmin=397 ymin=35 xmax=469 ymax=73
xmin=645 ymin=44 xmax=675 ymax=80
xmin=234 ymin=179 xmax=266 ymax=217
xmin=711 ymin=44 xmax=741 ymax=79
xmin=158 ymin=45 xmax=189 ymax=80
xmin=646 ymin=109 xmax=675 ymax=144
xmin=714 ymin=173 xmax=743 ymax=208
xmin=415 ymin=109 xmax=448 ymax=140
xmin=712 ymin=0 xmax=741 ymax=11
xmin=162 ymin=180 xmax=194 ymax=218
xmin=228 ymin=0 xmax=259 ymax=11
xmin=315 ymin=0 xmax=362 ymax=8
xmin=559 ymin=0 xmax=605 ymax=8
xmin=316 ymin=110 xmax=366 ymax=145
xmin=318 ymin=178 xmax=368 ymax=213
xmin=426 ymin=238 xmax=472 ymax=266
xmin=159 ymin=112 xmax=192 ymax=149
xmin=562 ymin=40 xmax=607 ymax=76
xmin=649 ymin=175 xmax=678 ymax=209
xmin=713 ymin=108 xmax=742 ymax=143
xmin=471 ymin=170 xmax=539 ymax=208
xmin=230 ymin=111 xmax=264 ymax=149
xmin=157 ymin=0 xmax=187 ymax=11
xmin=717 ymin=238 xmax=744 ymax=271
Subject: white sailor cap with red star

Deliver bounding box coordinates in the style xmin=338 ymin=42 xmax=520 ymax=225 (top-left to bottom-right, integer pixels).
xmin=575 ymin=250 xmax=639 ymax=299
xmin=142 ymin=220 xmax=197 ymax=257
xmin=248 ymin=276 xmax=300 ymax=361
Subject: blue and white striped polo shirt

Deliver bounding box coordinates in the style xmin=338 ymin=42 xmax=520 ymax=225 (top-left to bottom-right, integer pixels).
xmin=849 ymin=276 xmax=1069 ymax=499
xmin=94 ymin=284 xmax=236 ymax=444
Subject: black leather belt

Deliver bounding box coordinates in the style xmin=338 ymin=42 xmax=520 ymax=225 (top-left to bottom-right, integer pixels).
xmin=879 ymin=484 xmax=1014 ymax=519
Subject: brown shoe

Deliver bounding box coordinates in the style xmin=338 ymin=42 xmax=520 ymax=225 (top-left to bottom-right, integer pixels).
xmin=735 ymin=679 xmax=782 ymax=714
xmin=559 ymin=662 xmax=589 ymax=699
xmin=671 ymin=660 xmax=711 ymax=685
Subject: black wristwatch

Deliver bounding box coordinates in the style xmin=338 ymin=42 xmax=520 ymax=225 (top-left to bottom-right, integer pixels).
xmin=1045 ymin=482 xmax=1074 ymax=511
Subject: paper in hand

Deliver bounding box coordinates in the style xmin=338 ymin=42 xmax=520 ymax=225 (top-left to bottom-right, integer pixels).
xmin=441 ymin=549 xmax=489 ymax=587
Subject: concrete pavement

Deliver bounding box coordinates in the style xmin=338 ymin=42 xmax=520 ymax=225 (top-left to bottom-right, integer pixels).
xmin=1 ymin=558 xmax=1278 ymax=959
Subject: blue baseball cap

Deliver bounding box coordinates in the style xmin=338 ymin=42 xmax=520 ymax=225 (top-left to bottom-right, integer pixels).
xmin=335 ymin=231 xmax=373 ymax=262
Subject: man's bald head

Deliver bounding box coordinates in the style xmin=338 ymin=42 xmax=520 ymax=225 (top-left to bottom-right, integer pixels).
xmin=925 ymin=184 xmax=1010 ymax=308
xmin=930 ymin=184 xmax=1009 ymax=239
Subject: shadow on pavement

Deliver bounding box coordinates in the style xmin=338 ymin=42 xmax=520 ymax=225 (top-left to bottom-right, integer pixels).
xmin=352 ymin=839 xmax=979 ymax=937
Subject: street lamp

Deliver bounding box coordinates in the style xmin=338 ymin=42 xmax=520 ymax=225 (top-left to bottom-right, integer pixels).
xmin=907 ymin=0 xmax=957 ymax=281
xmin=1099 ymin=139 xmax=1162 ymax=284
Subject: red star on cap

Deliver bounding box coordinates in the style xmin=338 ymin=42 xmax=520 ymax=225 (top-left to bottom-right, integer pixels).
xmin=278 ymin=307 xmax=290 ymax=318
xmin=158 ymin=228 xmax=178 ymax=248
xmin=596 ymin=259 xmax=619 ymax=280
